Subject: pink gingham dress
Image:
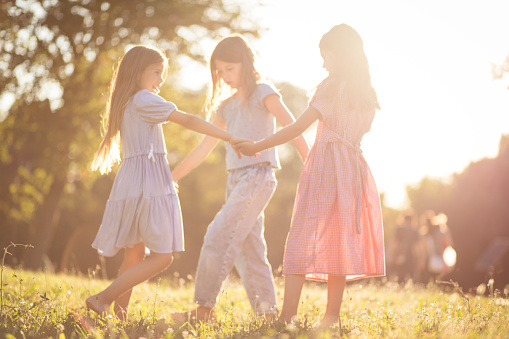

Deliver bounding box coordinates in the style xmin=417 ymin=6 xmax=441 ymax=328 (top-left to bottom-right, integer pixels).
xmin=282 ymin=79 xmax=385 ymax=281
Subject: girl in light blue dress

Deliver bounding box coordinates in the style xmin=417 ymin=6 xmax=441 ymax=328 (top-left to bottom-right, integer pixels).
xmin=86 ymin=45 xmax=246 ymax=320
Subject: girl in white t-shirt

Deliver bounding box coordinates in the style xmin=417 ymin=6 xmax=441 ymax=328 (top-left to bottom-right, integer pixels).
xmin=171 ymin=34 xmax=309 ymax=322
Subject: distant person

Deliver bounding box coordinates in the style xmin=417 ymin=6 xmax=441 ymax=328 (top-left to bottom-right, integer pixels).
xmin=86 ymin=45 xmax=247 ymax=320
xmin=417 ymin=211 xmax=454 ymax=282
xmin=171 ymin=35 xmax=309 ymax=322
xmin=387 ymin=211 xmax=419 ymax=282
xmin=235 ymin=24 xmax=385 ymax=328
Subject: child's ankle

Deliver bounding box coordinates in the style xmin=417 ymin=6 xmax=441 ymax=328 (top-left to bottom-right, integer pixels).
xmin=86 ymin=294 xmax=112 ymax=316
xmin=277 ymin=314 xmax=296 ymax=323
xmin=320 ymin=314 xmax=340 ymax=326
xmin=198 ymin=306 xmax=215 ymax=315
xmin=197 ymin=305 xmax=211 ymax=311
xmin=194 ymin=306 xmax=216 ymax=321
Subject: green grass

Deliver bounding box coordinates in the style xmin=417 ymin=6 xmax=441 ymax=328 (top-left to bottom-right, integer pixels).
xmin=0 ymin=264 xmax=508 ymax=338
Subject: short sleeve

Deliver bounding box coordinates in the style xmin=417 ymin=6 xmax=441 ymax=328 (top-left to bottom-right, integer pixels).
xmin=310 ymin=80 xmax=330 ymax=121
xmin=257 ymin=83 xmax=280 ymax=101
xmin=133 ymin=90 xmax=177 ymax=124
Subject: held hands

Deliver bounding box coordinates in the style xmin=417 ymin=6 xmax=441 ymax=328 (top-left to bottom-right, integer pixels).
xmin=228 ymin=135 xmax=253 ymax=159
xmin=229 ymin=135 xmax=259 ymax=158
xmin=232 ymin=140 xmax=259 ymax=157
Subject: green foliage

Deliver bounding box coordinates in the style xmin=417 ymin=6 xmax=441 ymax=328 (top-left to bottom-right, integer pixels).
xmin=1 ymin=266 xmax=508 ymax=338
xmin=8 ymin=167 xmax=52 ymax=223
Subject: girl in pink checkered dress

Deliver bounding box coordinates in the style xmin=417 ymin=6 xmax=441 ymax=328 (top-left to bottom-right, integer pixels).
xmin=235 ymin=24 xmax=385 ymax=327
xmin=170 ymin=35 xmax=309 ymax=323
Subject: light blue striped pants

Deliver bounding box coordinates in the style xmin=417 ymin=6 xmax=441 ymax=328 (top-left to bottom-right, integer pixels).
xmin=194 ymin=164 xmax=278 ymax=314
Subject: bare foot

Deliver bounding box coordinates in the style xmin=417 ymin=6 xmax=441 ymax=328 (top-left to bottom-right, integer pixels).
xmin=318 ymin=316 xmax=341 ymax=329
xmin=259 ymin=313 xmax=278 ymax=322
xmin=86 ymin=295 xmax=111 ymax=317
xmin=277 ymin=314 xmax=297 ymax=325
xmin=171 ymin=306 xmax=217 ymax=323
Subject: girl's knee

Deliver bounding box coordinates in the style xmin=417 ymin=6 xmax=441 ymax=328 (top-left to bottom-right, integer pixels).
xmin=124 ymin=244 xmax=146 ymax=264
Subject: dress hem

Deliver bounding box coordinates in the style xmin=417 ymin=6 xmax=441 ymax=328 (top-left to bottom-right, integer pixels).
xmin=93 ymin=245 xmax=185 ymax=258
xmin=282 ymin=271 xmax=386 ymax=283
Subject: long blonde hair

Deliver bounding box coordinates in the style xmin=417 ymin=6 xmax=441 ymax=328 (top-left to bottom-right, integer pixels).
xmin=91 ymin=45 xmax=168 ymax=174
xmin=319 ymin=24 xmax=380 ymax=111
xmin=205 ymin=34 xmax=261 ymax=117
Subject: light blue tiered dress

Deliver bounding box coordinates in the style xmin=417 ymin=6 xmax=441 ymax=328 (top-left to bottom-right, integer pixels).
xmin=92 ymin=89 xmax=184 ymax=257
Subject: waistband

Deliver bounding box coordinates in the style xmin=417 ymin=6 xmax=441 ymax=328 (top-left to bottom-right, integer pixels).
xmin=318 ymin=129 xmax=362 ymax=152
xmin=227 ymin=162 xmax=272 ymax=173
xmin=123 ymin=143 xmax=165 ymax=162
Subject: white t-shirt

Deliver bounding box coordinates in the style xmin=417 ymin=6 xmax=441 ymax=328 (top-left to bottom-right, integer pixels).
xmin=218 ymin=83 xmax=281 ymax=171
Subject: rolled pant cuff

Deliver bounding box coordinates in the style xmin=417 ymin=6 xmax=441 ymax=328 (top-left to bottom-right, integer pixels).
xmin=194 ymin=299 xmax=216 ymax=309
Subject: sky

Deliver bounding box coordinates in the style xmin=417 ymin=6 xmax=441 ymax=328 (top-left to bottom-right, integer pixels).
xmin=178 ymin=0 xmax=509 ymax=208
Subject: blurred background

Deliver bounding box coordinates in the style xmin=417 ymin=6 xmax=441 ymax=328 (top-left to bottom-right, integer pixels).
xmin=1 ymin=0 xmax=509 ymax=293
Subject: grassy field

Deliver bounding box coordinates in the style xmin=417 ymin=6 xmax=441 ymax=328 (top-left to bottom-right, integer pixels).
xmin=1 ymin=264 xmax=508 ymax=338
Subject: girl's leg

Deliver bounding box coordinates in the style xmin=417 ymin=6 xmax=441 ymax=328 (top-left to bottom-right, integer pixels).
xmin=113 ymin=243 xmax=146 ymax=321
xmin=235 ymin=213 xmax=278 ymax=317
xmin=176 ymin=167 xmax=276 ymax=321
xmin=321 ymin=275 xmax=346 ymax=326
xmin=278 ymin=274 xmax=305 ymax=323
xmin=86 ymin=250 xmax=173 ymax=317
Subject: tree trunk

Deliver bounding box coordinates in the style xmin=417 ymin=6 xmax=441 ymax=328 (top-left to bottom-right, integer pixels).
xmin=24 ymin=173 xmax=67 ymax=271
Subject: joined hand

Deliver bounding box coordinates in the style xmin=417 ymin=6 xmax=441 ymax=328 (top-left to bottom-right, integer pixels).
xmin=233 ymin=141 xmax=259 ymax=157
xmin=229 ymin=136 xmax=260 ymax=157
xmin=229 ymin=136 xmax=254 ymax=159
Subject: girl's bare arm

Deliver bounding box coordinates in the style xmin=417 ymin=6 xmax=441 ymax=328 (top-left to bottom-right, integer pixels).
xmin=235 ymin=105 xmax=320 ymax=156
xmin=263 ymin=94 xmax=310 ymax=162
xmin=168 ymin=110 xmax=232 ymax=141
xmin=170 ymin=115 xmax=225 ymax=182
